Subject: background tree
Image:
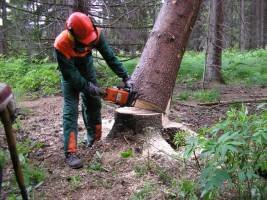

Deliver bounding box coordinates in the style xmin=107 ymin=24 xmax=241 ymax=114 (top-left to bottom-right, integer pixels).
xmin=0 ymin=0 xmax=7 ymax=55
xmin=265 ymin=0 xmax=267 ymax=47
xmin=240 ymin=0 xmax=245 ymax=51
xmin=0 ymin=0 xmax=265 ymax=59
xmin=203 ymin=0 xmax=225 ymax=86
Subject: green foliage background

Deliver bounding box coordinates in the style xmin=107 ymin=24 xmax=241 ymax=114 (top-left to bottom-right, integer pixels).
xmin=0 ymin=57 xmax=60 ymax=98
xmin=0 ymin=49 xmax=266 ymax=99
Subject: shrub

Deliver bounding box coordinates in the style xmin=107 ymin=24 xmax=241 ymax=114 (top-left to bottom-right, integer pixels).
xmin=173 ymin=131 xmax=188 ymax=148
xmin=184 ymin=104 xmax=267 ymax=199
xmin=0 ymin=57 xmax=60 ymax=98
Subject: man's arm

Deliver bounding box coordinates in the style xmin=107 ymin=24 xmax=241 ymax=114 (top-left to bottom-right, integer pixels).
xmin=55 ymin=50 xmax=104 ymax=96
xmin=55 ymin=49 xmax=87 ymax=91
xmin=95 ymin=32 xmax=129 ymax=80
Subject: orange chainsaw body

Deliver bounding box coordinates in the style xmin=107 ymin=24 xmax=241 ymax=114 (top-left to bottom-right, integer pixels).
xmin=104 ymin=87 xmax=130 ymax=106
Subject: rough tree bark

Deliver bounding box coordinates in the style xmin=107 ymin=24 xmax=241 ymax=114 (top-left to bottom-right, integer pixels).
xmin=256 ymin=0 xmax=261 ymax=48
xmin=240 ymin=0 xmax=246 ymax=51
xmin=264 ymin=0 xmax=267 ymax=47
xmin=255 ymin=0 xmax=265 ymax=48
xmin=108 ymin=0 xmax=202 ymax=159
xmin=203 ymin=0 xmax=225 ymax=86
xmin=74 ymin=0 xmax=89 ymax=15
xmin=0 ymin=0 xmax=7 ymax=55
xmin=249 ymin=1 xmax=256 ymax=49
xmin=260 ymin=0 xmax=264 ymax=48
xmin=131 ymin=0 xmax=203 ymax=112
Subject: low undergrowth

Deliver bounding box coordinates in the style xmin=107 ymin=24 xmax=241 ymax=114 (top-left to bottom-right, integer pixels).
xmin=183 ymin=104 xmax=267 ymax=199
xmin=178 ymin=49 xmax=267 ymax=86
xmin=0 ymin=49 xmax=265 ymax=99
xmin=132 ymin=161 xmax=199 ymax=200
xmin=0 ymin=56 xmax=60 ymax=99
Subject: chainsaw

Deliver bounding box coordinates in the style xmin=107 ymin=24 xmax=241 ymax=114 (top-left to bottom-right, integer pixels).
xmin=103 ymin=86 xmax=137 ymax=107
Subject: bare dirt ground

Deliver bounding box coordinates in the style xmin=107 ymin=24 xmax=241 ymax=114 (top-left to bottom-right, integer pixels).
xmin=1 ymin=85 xmax=266 ymax=199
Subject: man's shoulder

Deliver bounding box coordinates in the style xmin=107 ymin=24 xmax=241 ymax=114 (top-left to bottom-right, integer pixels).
xmin=54 ymin=30 xmax=74 ymax=59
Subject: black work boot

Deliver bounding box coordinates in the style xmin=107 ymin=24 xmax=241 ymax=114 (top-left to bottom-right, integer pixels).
xmin=65 ymin=153 xmax=83 ymax=169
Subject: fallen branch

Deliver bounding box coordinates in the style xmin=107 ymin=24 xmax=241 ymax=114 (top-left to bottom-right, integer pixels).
xmin=174 ymin=102 xmax=198 ymax=108
xmin=198 ymin=98 xmax=267 ymax=106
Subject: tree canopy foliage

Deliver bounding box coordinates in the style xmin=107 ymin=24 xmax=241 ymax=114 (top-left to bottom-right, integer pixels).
xmin=0 ymin=0 xmax=266 ymax=58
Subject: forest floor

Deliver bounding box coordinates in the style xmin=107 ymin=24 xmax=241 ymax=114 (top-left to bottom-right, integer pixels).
xmin=1 ymin=84 xmax=267 ymax=199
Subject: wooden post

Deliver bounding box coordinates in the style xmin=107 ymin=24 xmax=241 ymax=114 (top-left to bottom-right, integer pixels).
xmin=0 ymin=109 xmax=28 ymax=200
xmin=0 ymin=86 xmax=28 ymax=200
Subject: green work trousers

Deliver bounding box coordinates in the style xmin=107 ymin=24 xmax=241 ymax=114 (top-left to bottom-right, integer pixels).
xmin=61 ymin=54 xmax=101 ymax=155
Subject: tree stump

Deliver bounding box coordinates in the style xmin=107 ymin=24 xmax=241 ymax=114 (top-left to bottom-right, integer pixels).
xmin=108 ymin=107 xmax=162 ymax=138
xmin=107 ymin=107 xmax=180 ymax=163
xmin=106 ymin=0 xmax=202 ymax=162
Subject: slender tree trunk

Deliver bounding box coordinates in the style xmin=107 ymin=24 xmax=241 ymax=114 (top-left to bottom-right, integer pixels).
xmin=0 ymin=0 xmax=8 ymax=55
xmin=240 ymin=0 xmax=246 ymax=51
xmin=74 ymin=0 xmax=89 ymax=14
xmin=203 ymin=0 xmax=224 ymax=86
xmin=260 ymin=0 xmax=264 ymax=48
xmin=264 ymin=0 xmax=267 ymax=48
xmin=248 ymin=1 xmax=255 ymax=49
xmin=256 ymin=0 xmax=261 ymax=48
xmin=132 ymin=0 xmax=203 ymax=112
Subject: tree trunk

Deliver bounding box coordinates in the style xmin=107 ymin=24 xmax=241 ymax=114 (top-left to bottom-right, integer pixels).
xmin=203 ymin=0 xmax=225 ymax=86
xmin=0 ymin=0 xmax=7 ymax=55
xmin=264 ymin=0 xmax=267 ymax=48
xmin=107 ymin=0 xmax=202 ymax=160
xmin=240 ymin=0 xmax=246 ymax=51
xmin=132 ymin=0 xmax=203 ymax=112
xmin=248 ymin=1 xmax=255 ymax=49
xmin=74 ymin=0 xmax=88 ymax=14
xmin=256 ymin=0 xmax=261 ymax=48
xmin=260 ymin=0 xmax=264 ymax=48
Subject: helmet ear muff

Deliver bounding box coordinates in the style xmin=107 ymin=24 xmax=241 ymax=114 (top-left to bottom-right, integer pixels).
xmin=87 ymin=16 xmax=99 ymax=40
xmin=65 ymin=18 xmax=78 ymax=41
xmin=68 ymin=28 xmax=76 ymax=39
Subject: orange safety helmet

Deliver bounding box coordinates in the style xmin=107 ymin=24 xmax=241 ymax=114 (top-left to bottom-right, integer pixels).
xmin=66 ymin=12 xmax=97 ymax=45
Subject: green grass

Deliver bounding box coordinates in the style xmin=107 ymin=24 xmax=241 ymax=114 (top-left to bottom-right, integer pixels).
xmin=2 ymin=138 xmax=46 ymax=197
xmin=130 ymin=182 xmax=155 ymax=200
xmin=222 ymin=49 xmax=267 ymax=86
xmin=120 ymin=148 xmax=134 ymax=158
xmin=134 ymin=164 xmax=150 ymax=177
xmin=176 ymin=91 xmax=191 ymax=101
xmin=0 ymin=49 xmax=266 ymax=98
xmin=173 ymin=131 xmax=188 ymax=148
xmin=0 ymin=56 xmax=60 ymax=98
xmin=0 ymin=150 xmax=7 ymax=168
xmin=68 ymin=175 xmax=82 ymax=189
xmin=178 ymin=51 xmax=205 ymax=84
xmin=87 ymin=161 xmax=103 ymax=172
xmin=178 ymin=49 xmax=267 ymax=86
xmin=176 ymin=89 xmax=220 ymax=103
xmin=192 ymin=89 xmax=220 ymax=103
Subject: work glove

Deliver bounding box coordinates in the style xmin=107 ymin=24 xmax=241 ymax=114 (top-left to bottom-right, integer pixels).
xmin=123 ymin=76 xmax=133 ymax=90
xmin=83 ymin=82 xmax=105 ymax=97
